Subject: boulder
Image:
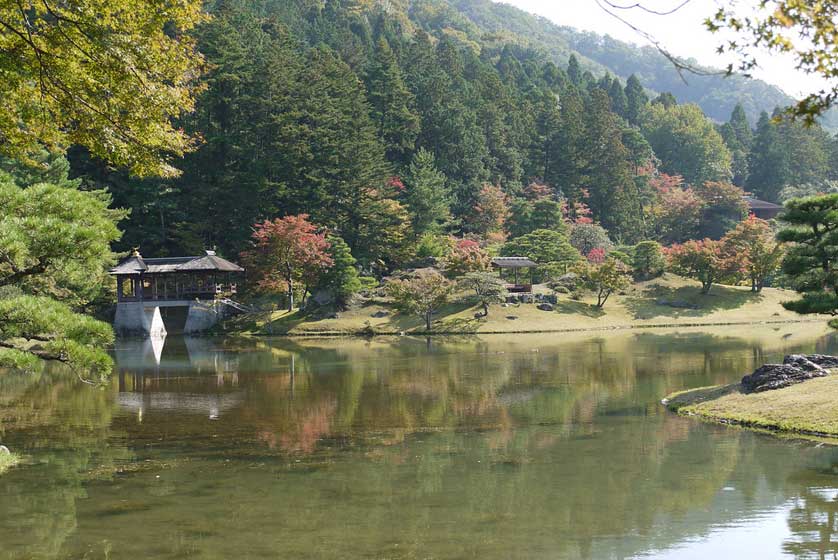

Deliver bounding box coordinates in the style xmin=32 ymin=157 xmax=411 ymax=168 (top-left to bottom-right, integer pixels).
xmin=783 ymin=354 xmax=826 ymax=373
xmin=805 ymin=354 xmax=838 ymax=368
xmin=536 ymin=303 xmax=554 ymax=312
xmin=371 ymin=310 xmax=389 ymax=318
xmin=742 ymin=363 xmax=827 ymax=393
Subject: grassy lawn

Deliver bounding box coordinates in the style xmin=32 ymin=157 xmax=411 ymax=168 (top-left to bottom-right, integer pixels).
xmin=226 ymin=273 xmax=818 ymax=336
xmin=664 ymin=375 xmax=838 ymax=438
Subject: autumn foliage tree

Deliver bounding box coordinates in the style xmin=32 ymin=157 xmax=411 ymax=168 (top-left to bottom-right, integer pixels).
xmin=665 ymin=238 xmax=742 ymax=294
xmin=725 ymin=215 xmax=783 ymax=292
xmin=442 ymin=238 xmax=491 ymax=278
xmin=573 ymin=257 xmax=631 ymax=308
xmin=386 ymin=269 xmax=453 ymax=331
xmin=242 ymin=215 xmax=333 ymax=311
xmin=468 ymin=184 xmax=509 ymax=237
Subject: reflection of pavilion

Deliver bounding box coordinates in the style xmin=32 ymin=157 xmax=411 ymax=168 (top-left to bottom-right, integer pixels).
xmin=114 ymin=336 xmax=244 ymax=420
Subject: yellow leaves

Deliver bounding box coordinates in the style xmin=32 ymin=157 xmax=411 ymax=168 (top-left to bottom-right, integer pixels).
xmin=0 ymin=0 xmax=206 ymax=177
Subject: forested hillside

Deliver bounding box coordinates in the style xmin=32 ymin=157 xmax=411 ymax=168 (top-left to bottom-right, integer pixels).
xmin=61 ymin=0 xmax=838 ymax=275
xmin=444 ymin=0 xmax=804 ymax=126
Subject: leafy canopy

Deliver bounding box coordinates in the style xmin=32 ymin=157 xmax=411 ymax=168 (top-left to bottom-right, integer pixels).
xmin=0 ymin=0 xmax=205 ymax=177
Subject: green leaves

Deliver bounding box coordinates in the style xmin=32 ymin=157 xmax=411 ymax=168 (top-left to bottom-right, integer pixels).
xmin=0 ymin=173 xmax=125 ymax=304
xmin=0 ymin=295 xmax=113 ymax=379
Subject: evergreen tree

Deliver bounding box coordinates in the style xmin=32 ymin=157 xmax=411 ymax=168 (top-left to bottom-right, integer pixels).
xmin=778 ymin=194 xmax=838 ymax=318
xmin=608 ymin=79 xmax=628 ymax=119
xmin=319 ymin=235 xmax=362 ymax=307
xmin=624 ymin=74 xmax=648 ymax=126
xmin=582 ymin=89 xmax=643 ymax=241
xmin=403 ymin=148 xmax=450 ymax=237
xmin=366 ymin=37 xmax=420 ymax=165
xmin=567 ymin=54 xmax=582 ymax=86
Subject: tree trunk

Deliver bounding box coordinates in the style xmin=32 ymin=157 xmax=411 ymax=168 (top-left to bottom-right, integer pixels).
xmin=287 ymin=278 xmax=294 ymax=312
xmin=701 ymin=281 xmax=712 ymax=294
xmin=482 ymin=302 xmax=489 ymax=317
xmin=425 ymin=310 xmax=432 ymax=331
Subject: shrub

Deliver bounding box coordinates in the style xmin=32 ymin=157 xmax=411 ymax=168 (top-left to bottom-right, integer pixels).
xmin=632 ymin=241 xmax=665 ymax=279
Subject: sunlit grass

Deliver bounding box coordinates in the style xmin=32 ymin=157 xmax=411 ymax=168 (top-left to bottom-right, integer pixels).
xmin=665 ymin=375 xmax=838 ymax=437
xmin=225 ymin=274 xmax=817 ymax=336
xmin=0 ymin=451 xmax=20 ymax=475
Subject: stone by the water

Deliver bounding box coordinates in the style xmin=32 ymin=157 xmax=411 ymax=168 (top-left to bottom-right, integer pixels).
xmin=536 ymin=303 xmax=554 ymax=312
xmin=741 ymin=355 xmax=833 ymax=393
xmin=806 ymin=354 xmax=838 ymax=368
xmin=783 ymin=354 xmax=826 ymax=373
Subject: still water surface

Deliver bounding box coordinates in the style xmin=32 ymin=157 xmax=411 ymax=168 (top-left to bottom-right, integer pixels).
xmin=2 ymin=326 xmax=838 ymax=559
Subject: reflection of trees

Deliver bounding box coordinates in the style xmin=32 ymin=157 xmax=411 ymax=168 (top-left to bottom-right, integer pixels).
xmin=0 ymin=367 xmax=130 ymax=560
xmin=783 ymin=464 xmax=838 ymax=560
xmin=5 ymin=327 xmax=838 ymax=558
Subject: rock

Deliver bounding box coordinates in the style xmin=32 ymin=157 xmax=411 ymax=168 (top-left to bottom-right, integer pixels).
xmin=327 ymin=313 xmax=339 ymax=320
xmin=0 ymin=445 xmax=9 ymax=455
xmin=783 ymin=354 xmax=826 ymax=373
xmin=473 ymin=312 xmax=484 ymax=319
xmin=545 ymin=294 xmax=558 ymax=304
xmin=805 ymin=354 xmax=838 ymax=368
xmin=371 ymin=310 xmax=389 ymax=318
xmin=742 ymin=363 xmax=827 ymax=393
xmin=505 ymin=315 xmax=518 ymax=320
xmin=501 ymin=303 xmax=510 ymax=308
xmin=537 ymin=303 xmax=554 ymax=311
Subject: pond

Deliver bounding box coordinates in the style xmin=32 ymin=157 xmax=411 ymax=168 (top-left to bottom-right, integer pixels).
xmin=2 ymin=325 xmax=838 ymax=559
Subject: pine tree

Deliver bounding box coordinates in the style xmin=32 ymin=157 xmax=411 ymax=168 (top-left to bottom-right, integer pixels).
xmin=366 ymin=37 xmax=420 ymax=165
xmin=746 ymin=111 xmax=784 ymax=200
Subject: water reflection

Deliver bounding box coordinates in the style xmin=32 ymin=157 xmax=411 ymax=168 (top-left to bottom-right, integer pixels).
xmin=1 ymin=326 xmax=838 ymax=558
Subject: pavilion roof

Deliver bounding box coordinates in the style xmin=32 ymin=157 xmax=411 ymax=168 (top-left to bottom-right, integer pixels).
xmin=491 ymin=257 xmax=537 ymax=268
xmin=744 ymin=196 xmax=782 ymax=210
xmin=110 ymin=251 xmax=243 ymax=275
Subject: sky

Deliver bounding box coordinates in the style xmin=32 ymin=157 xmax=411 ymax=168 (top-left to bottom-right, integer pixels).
xmin=499 ymin=0 xmax=829 ymax=99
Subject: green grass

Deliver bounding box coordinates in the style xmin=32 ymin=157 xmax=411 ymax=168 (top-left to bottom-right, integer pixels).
xmin=224 ymin=274 xmax=819 ymax=337
xmin=664 ymin=375 xmax=838 ymax=438
xmin=0 ymin=451 xmax=20 ymax=474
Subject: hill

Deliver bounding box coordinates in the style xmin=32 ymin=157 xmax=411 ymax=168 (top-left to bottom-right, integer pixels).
xmin=409 ymin=0 xmax=837 ymax=128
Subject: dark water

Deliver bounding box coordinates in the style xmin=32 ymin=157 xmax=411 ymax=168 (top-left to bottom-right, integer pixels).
xmin=2 ymin=326 xmax=838 ymax=559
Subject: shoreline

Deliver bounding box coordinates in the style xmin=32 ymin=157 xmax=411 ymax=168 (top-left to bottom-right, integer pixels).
xmin=224 ymin=318 xmax=823 ymax=339
xmin=663 ymin=377 xmax=838 ymax=443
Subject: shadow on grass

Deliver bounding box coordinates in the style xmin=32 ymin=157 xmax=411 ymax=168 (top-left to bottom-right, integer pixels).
xmin=624 ymin=283 xmax=763 ymax=320
xmin=555 ymin=300 xmax=606 ymax=319
xmin=390 ymin=300 xmax=479 ymax=333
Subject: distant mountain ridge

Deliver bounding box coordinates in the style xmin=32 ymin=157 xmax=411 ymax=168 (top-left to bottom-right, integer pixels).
xmin=413 ymin=0 xmax=837 ymax=129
